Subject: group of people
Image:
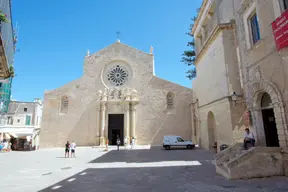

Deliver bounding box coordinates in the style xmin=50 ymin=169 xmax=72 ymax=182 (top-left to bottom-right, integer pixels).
xmin=64 ymin=141 xmax=76 ymax=158
xmin=0 ymin=140 xmax=10 ymax=152
xmin=116 ymin=136 xmax=135 ymax=150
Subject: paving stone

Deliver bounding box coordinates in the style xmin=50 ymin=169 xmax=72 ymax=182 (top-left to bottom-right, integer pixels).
xmin=1 ymin=147 xmax=288 ymax=192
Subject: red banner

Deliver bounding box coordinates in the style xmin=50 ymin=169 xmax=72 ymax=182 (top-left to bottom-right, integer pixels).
xmin=272 ymin=9 xmax=288 ymax=51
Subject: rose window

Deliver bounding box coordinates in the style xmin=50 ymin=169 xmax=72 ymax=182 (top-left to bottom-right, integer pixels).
xmin=107 ymin=65 xmax=129 ymax=86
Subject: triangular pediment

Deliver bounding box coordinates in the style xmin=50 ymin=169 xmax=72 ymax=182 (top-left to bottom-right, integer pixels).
xmin=88 ymin=41 xmax=151 ymax=58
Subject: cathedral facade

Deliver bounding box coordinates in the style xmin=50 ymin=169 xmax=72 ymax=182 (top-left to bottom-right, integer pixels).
xmin=40 ymin=41 xmax=193 ymax=147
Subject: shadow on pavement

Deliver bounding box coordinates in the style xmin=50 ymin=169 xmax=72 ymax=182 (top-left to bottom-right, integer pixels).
xmin=39 ymin=167 xmax=288 ymax=192
xmin=89 ymin=146 xmax=214 ymax=163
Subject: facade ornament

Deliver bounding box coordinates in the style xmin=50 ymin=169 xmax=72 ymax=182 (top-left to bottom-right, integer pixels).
xmin=130 ymin=103 xmax=136 ymax=111
xmin=103 ymin=88 xmax=109 ymax=101
xmin=97 ymin=90 xmax=102 ymax=98
xmin=108 ymin=88 xmax=114 ymax=100
xmin=149 ymin=46 xmax=154 ymax=54
xmin=86 ymin=49 xmax=90 ymax=57
xmin=131 ymin=89 xmax=138 ymax=101
xmin=113 ymin=88 xmax=120 ymax=99
xmin=123 ymin=88 xmax=131 ymax=100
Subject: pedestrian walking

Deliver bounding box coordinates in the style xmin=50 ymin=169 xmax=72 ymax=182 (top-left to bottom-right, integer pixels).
xmin=65 ymin=141 xmax=70 ymax=158
xmin=70 ymin=141 xmax=76 ymax=158
xmin=131 ymin=137 xmax=135 ymax=149
xmin=116 ymin=135 xmax=121 ymax=151
xmin=124 ymin=137 xmax=128 ymax=149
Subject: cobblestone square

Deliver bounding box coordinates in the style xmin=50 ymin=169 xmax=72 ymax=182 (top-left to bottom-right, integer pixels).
xmin=1 ymin=147 xmax=288 ymax=192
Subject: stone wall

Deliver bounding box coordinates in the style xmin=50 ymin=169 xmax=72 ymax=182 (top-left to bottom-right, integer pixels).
xmin=234 ymin=0 xmax=288 ymax=148
xmin=40 ymin=42 xmax=193 ymax=147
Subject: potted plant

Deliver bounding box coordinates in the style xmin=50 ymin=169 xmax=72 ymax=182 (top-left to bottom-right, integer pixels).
xmin=0 ymin=11 xmax=8 ymax=23
xmin=8 ymin=65 xmax=14 ymax=78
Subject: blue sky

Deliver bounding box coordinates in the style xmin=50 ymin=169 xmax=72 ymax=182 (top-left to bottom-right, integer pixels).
xmin=12 ymin=0 xmax=201 ymax=101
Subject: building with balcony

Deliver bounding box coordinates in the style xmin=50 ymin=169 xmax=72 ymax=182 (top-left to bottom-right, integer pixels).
xmin=203 ymin=0 xmax=288 ymax=180
xmin=0 ymin=77 xmax=12 ymax=113
xmin=0 ymin=0 xmax=15 ymax=122
xmin=234 ymin=0 xmax=288 ymax=149
xmin=190 ymin=0 xmax=246 ymax=151
xmin=0 ymin=99 xmax=43 ymax=150
xmin=0 ymin=0 xmax=15 ymax=78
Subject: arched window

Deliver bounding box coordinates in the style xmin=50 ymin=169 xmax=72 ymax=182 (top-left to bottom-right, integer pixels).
xmin=166 ymin=92 xmax=175 ymax=109
xmin=60 ymin=96 xmax=69 ymax=114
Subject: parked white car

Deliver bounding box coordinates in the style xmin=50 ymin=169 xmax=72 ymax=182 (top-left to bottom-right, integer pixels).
xmin=163 ymin=135 xmax=195 ymax=150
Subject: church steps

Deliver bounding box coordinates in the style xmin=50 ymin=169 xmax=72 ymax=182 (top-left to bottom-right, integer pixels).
xmin=215 ymin=145 xmax=286 ymax=179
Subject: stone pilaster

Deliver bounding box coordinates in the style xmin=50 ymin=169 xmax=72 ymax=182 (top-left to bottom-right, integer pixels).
xmin=100 ymin=103 xmax=106 ymax=146
xmin=130 ymin=103 xmax=136 ymax=143
xmin=95 ymin=104 xmax=101 ymax=145
xmin=201 ymin=27 xmax=206 ymax=42
xmin=124 ymin=104 xmax=130 ymax=143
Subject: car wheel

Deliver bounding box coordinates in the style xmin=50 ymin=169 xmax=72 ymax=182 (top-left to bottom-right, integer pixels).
xmin=165 ymin=145 xmax=171 ymax=150
xmin=187 ymin=145 xmax=193 ymax=149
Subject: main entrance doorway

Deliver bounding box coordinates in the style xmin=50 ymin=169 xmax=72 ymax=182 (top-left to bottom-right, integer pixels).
xmin=108 ymin=114 xmax=124 ymax=145
xmin=261 ymin=93 xmax=279 ymax=147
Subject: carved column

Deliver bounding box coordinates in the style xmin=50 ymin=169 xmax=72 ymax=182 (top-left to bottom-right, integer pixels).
xmin=130 ymin=103 xmax=136 ymax=142
xmin=95 ymin=104 xmax=101 ymax=145
xmin=124 ymin=104 xmax=130 ymax=143
xmin=100 ymin=103 xmax=106 ymax=146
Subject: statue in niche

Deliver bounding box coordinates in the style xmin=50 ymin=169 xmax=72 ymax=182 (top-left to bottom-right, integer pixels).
xmin=108 ymin=88 xmax=114 ymax=99
xmin=131 ymin=89 xmax=138 ymax=100
xmin=113 ymin=88 xmax=120 ymax=99
xmin=97 ymin=90 xmax=103 ymax=101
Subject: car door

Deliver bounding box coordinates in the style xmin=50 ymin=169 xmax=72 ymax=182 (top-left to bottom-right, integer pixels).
xmin=175 ymin=137 xmax=186 ymax=148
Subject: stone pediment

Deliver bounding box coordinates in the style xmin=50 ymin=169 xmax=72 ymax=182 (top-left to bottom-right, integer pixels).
xmin=97 ymin=87 xmax=139 ymax=104
xmin=88 ymin=41 xmax=150 ymax=59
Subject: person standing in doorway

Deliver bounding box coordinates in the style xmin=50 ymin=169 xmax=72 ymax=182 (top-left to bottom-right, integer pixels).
xmin=70 ymin=141 xmax=76 ymax=158
xmin=65 ymin=141 xmax=70 ymax=158
xmin=116 ymin=135 xmax=121 ymax=151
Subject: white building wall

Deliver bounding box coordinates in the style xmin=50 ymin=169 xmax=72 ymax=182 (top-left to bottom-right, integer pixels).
xmin=193 ymin=32 xmax=229 ymax=107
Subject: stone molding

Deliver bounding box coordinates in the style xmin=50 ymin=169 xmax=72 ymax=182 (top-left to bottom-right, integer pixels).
xmin=250 ymin=79 xmax=288 ymax=147
xmin=97 ymin=88 xmax=139 ymax=104
xmin=195 ymin=23 xmax=235 ymax=65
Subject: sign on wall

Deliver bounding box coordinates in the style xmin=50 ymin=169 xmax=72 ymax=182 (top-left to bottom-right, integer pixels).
xmin=272 ymin=9 xmax=288 ymax=51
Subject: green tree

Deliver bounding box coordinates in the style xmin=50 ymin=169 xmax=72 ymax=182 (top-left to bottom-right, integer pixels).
xmin=181 ymin=9 xmax=200 ymax=80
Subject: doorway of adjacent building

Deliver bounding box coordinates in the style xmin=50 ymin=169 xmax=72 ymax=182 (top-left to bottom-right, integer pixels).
xmin=108 ymin=114 xmax=124 ymax=145
xmin=261 ymin=93 xmax=279 ymax=147
xmin=207 ymin=111 xmax=216 ymax=150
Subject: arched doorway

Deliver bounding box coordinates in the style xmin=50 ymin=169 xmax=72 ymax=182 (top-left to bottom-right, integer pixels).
xmin=207 ymin=111 xmax=216 ymax=149
xmin=261 ymin=93 xmax=279 ymax=147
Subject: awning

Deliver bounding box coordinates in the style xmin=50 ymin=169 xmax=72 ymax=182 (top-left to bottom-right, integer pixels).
xmin=9 ymin=132 xmax=18 ymax=138
xmin=4 ymin=133 xmax=10 ymax=139
xmin=0 ymin=127 xmax=35 ymax=138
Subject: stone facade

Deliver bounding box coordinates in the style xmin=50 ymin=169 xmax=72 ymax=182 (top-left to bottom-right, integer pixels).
xmin=40 ymin=41 xmax=193 ymax=147
xmin=191 ymin=0 xmax=246 ymax=151
xmin=234 ymin=0 xmax=288 ymax=148
xmin=192 ymin=0 xmax=288 ymax=151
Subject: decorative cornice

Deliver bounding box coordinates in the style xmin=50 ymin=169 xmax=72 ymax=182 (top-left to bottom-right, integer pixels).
xmin=191 ymin=0 xmax=209 ymax=34
xmin=238 ymin=0 xmax=253 ymax=15
xmin=195 ymin=23 xmax=235 ymax=65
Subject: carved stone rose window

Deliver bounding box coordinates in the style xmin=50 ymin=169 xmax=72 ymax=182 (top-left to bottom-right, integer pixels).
xmin=102 ymin=61 xmax=132 ymax=88
xmin=107 ymin=65 xmax=129 ymax=86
